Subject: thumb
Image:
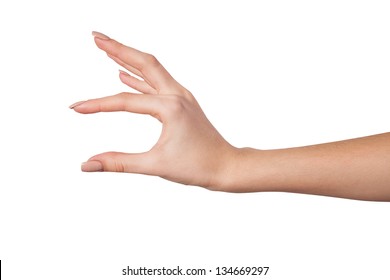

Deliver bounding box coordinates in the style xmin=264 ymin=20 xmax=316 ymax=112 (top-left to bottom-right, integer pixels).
xmin=81 ymin=152 xmax=152 ymax=174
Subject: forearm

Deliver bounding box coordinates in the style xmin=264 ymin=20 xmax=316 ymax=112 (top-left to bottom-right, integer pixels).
xmin=221 ymin=133 xmax=390 ymax=201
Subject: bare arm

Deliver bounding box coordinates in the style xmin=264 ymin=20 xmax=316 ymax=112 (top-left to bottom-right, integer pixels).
xmin=70 ymin=32 xmax=390 ymax=201
xmin=224 ymin=133 xmax=390 ymax=201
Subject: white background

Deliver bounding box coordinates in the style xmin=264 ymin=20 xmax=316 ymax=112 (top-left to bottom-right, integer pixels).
xmin=1 ymin=0 xmax=390 ymax=279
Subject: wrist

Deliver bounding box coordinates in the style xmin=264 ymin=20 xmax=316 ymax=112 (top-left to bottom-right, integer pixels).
xmin=212 ymin=147 xmax=267 ymax=192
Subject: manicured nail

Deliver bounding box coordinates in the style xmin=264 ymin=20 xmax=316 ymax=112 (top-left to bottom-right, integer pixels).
xmin=92 ymin=31 xmax=110 ymax=40
xmin=119 ymin=69 xmax=129 ymax=76
xmin=69 ymin=100 xmax=86 ymax=109
xmin=81 ymin=161 xmax=103 ymax=172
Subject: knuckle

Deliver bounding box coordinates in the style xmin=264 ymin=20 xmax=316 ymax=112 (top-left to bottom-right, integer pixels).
xmin=104 ymin=152 xmax=126 ymax=172
xmin=115 ymin=92 xmax=129 ymax=107
xmin=141 ymin=53 xmax=160 ymax=70
xmin=115 ymin=92 xmax=135 ymax=112
xmin=114 ymin=161 xmax=126 ymax=173
xmin=116 ymin=43 xmax=128 ymax=58
xmin=164 ymin=95 xmax=186 ymax=117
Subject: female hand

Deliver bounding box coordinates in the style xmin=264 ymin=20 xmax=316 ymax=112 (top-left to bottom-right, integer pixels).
xmin=70 ymin=31 xmax=237 ymax=190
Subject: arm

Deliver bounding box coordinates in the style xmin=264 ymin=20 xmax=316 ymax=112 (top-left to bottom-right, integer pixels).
xmin=70 ymin=31 xmax=390 ymax=201
xmin=225 ymin=133 xmax=390 ymax=201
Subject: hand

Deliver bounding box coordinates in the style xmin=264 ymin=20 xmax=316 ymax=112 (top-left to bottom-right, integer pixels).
xmin=70 ymin=31 xmax=237 ymax=190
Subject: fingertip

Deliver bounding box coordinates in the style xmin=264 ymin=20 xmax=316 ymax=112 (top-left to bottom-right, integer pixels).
xmin=81 ymin=160 xmax=104 ymax=172
xmin=69 ymin=100 xmax=91 ymax=113
xmin=93 ymin=34 xmax=112 ymax=51
xmin=93 ymin=36 xmax=107 ymax=48
xmin=118 ymin=70 xmax=132 ymax=86
xmin=69 ymin=100 xmax=87 ymax=109
xmin=92 ymin=31 xmax=110 ymax=40
xmin=119 ymin=69 xmax=130 ymax=77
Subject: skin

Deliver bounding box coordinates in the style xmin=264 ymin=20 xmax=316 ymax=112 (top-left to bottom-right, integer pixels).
xmin=70 ymin=31 xmax=390 ymax=201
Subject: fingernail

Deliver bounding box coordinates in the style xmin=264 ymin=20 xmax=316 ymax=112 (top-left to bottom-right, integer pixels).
xmin=69 ymin=100 xmax=86 ymax=109
xmin=119 ymin=69 xmax=129 ymax=76
xmin=92 ymin=31 xmax=110 ymax=40
xmin=81 ymin=161 xmax=103 ymax=172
